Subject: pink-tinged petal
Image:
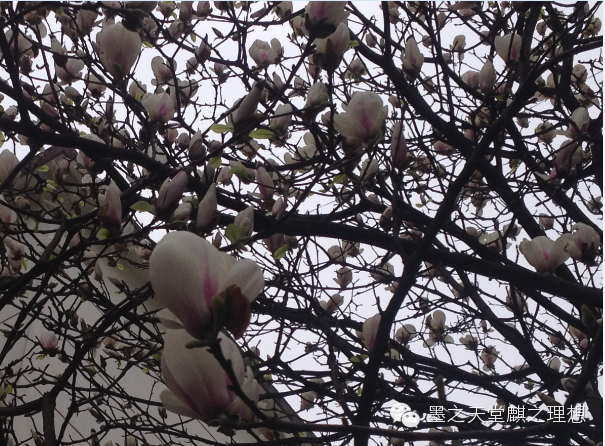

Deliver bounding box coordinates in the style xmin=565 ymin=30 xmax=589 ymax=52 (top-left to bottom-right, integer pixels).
xmin=519 ymin=235 xmax=570 ymax=273
xmin=401 ymin=37 xmax=424 ymax=75
xmin=141 ymin=92 xmax=175 ymax=124
xmin=305 ymin=1 xmax=349 ymax=28
xmin=495 ymin=34 xmax=522 ymax=63
xmin=98 ymin=24 xmax=141 ymax=77
xmin=150 ymin=232 xmax=227 ymax=337
xmin=333 ymin=92 xmax=387 ymax=145
xmin=161 ymin=330 xmax=244 ymax=422
xmin=390 ymin=122 xmax=408 ymax=167
xmin=223 ymin=259 xmax=264 ymax=302
xmin=566 ymin=223 xmax=602 ymax=263
xmin=99 ymin=183 xmax=122 ymax=228
xmin=40 ymin=331 xmax=59 ymax=350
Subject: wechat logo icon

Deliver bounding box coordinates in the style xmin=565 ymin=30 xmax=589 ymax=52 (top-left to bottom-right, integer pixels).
xmin=389 ymin=402 xmax=420 ymax=428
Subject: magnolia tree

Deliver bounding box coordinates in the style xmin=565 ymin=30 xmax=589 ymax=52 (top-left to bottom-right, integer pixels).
xmin=0 ymin=2 xmax=602 ymax=446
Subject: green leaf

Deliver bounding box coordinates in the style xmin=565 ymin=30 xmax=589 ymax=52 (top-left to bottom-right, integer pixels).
xmin=153 ymin=353 xmax=161 ymax=361
xmin=248 ymin=128 xmax=274 ymax=139
xmin=349 ymin=40 xmax=359 ymax=47
xmin=228 ymin=166 xmax=250 ymax=179
xmin=225 ymin=224 xmax=242 ymax=243
xmin=143 ymin=41 xmax=153 ymax=48
xmin=96 ymin=228 xmax=109 ymax=240
xmin=37 ymin=165 xmax=50 ymax=173
xmin=36 ymin=354 xmax=46 ymax=360
xmin=130 ymin=201 xmax=155 ymax=214
xmin=349 ymin=356 xmax=360 ymax=363
xmin=210 ymin=123 xmax=234 ymax=134
xmin=117 ymin=264 xmax=124 ymax=271
xmin=135 ymin=92 xmax=142 ymax=101
xmin=4 ymin=384 xmax=13 ymax=394
xmin=46 ymin=179 xmax=57 ymax=187
xmin=21 ymin=258 xmax=27 ymax=270
xmin=273 ymin=245 xmax=288 ymax=259
xmin=333 ymin=173 xmax=346 ymax=184
xmin=191 ymin=33 xmax=196 ymax=42
xmin=209 ymin=156 xmax=222 ymax=169
xmin=0 ymin=131 xmax=5 ymax=147
xmin=142 ymin=367 xmax=150 ymax=374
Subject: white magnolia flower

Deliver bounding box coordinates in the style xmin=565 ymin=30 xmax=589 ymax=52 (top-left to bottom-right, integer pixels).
xmin=149 ymin=231 xmax=264 ymax=338
xmin=161 ymin=330 xmax=245 ymax=422
xmin=519 ymin=235 xmax=573 ymax=272
xmin=333 ymin=92 xmax=388 ymax=147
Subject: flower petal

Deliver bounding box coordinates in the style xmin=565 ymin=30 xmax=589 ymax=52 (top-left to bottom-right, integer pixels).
xmin=224 ymin=259 xmax=264 ymax=302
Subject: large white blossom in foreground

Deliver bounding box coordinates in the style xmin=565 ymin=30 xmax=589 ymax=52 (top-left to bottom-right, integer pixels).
xmin=333 ymin=92 xmax=388 ymax=146
xmin=160 ymin=330 xmax=245 ymax=423
xmin=149 ymin=231 xmax=264 ymax=338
